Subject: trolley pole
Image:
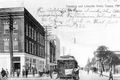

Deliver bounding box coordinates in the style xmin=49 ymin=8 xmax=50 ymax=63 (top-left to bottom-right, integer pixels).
xmin=9 ymin=13 xmax=14 ymax=76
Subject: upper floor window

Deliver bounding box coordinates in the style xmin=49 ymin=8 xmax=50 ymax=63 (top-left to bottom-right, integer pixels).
xmin=3 ymin=22 xmax=9 ymax=34
xmin=40 ymin=47 xmax=42 ymax=56
xmin=32 ymin=28 xmax=34 ymax=39
xmin=40 ymin=35 xmax=41 ymax=44
xmin=37 ymin=32 xmax=39 ymax=42
xmin=29 ymin=26 xmax=31 ymax=38
xmin=13 ymin=22 xmax=18 ymax=34
xmin=4 ymin=40 xmax=18 ymax=51
xmin=26 ymin=23 xmax=29 ymax=36
xmin=34 ymin=30 xmax=36 ymax=41
xmin=32 ymin=43 xmax=34 ymax=54
xmin=4 ymin=41 xmax=9 ymax=51
xmin=29 ymin=41 xmax=31 ymax=54
xmin=13 ymin=40 xmax=18 ymax=51
xmin=41 ymin=36 xmax=45 ymax=46
xmin=25 ymin=39 xmax=28 ymax=52
xmin=4 ymin=21 xmax=18 ymax=34
xmin=34 ymin=44 xmax=36 ymax=55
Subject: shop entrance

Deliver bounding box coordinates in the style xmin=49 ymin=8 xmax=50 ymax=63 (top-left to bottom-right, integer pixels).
xmin=14 ymin=63 xmax=20 ymax=70
xmin=13 ymin=57 xmax=21 ymax=71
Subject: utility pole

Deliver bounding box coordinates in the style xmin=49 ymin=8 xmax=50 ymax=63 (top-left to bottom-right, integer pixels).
xmin=9 ymin=13 xmax=14 ymax=76
xmin=45 ymin=26 xmax=48 ymax=71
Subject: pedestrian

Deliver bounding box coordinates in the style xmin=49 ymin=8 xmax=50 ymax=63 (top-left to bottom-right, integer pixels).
xmin=38 ymin=69 xmax=41 ymax=77
xmin=49 ymin=69 xmax=53 ymax=78
xmin=73 ymin=66 xmax=80 ymax=80
xmin=38 ymin=69 xmax=43 ymax=77
xmin=100 ymin=69 xmax=103 ymax=77
xmin=109 ymin=69 xmax=113 ymax=80
xmin=87 ymin=69 xmax=89 ymax=74
xmin=5 ymin=69 xmax=9 ymax=78
xmin=16 ymin=69 xmax=20 ymax=77
xmin=32 ymin=68 xmax=35 ymax=77
xmin=55 ymin=67 xmax=60 ymax=80
xmin=25 ymin=69 xmax=28 ymax=78
xmin=1 ymin=68 xmax=6 ymax=78
xmin=22 ymin=69 xmax=25 ymax=77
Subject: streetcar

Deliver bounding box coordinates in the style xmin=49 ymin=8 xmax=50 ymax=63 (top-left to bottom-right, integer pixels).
xmin=57 ymin=55 xmax=79 ymax=80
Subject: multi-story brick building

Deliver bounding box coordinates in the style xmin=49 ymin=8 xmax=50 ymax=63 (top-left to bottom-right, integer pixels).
xmin=0 ymin=7 xmax=45 ymax=74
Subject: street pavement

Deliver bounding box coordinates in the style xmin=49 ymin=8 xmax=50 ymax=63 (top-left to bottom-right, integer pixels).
xmin=79 ymin=70 xmax=108 ymax=80
xmin=97 ymin=71 xmax=120 ymax=80
xmin=6 ymin=70 xmax=120 ymax=80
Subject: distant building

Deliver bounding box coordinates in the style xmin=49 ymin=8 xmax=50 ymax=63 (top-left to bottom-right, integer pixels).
xmin=46 ymin=35 xmax=60 ymax=70
xmin=0 ymin=7 xmax=45 ymax=74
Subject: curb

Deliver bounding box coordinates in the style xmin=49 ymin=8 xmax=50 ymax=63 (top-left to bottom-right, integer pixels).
xmin=8 ymin=76 xmax=51 ymax=80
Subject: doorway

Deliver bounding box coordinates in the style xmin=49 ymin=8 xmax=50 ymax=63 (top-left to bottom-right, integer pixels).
xmin=14 ymin=63 xmax=20 ymax=71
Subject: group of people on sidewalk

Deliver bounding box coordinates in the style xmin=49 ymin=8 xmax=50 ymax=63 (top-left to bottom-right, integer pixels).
xmin=0 ymin=68 xmax=29 ymax=79
xmin=38 ymin=68 xmax=56 ymax=79
xmin=0 ymin=68 xmax=9 ymax=79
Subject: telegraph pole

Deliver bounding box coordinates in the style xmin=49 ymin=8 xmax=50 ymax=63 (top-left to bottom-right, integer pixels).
xmin=9 ymin=13 xmax=14 ymax=76
xmin=45 ymin=26 xmax=48 ymax=71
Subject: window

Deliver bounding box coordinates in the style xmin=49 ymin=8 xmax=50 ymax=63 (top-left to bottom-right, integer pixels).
xmin=37 ymin=33 xmax=39 ymax=42
xmin=34 ymin=44 xmax=36 ymax=55
xmin=29 ymin=41 xmax=31 ymax=54
xmin=37 ymin=45 xmax=39 ymax=56
xmin=29 ymin=26 xmax=31 ymax=38
xmin=31 ymin=42 xmax=32 ymax=54
xmin=40 ymin=47 xmax=42 ymax=56
xmin=40 ymin=35 xmax=41 ymax=44
xmin=42 ymin=47 xmax=44 ymax=57
xmin=42 ymin=36 xmax=45 ymax=46
xmin=32 ymin=28 xmax=34 ymax=39
xmin=26 ymin=23 xmax=29 ymax=36
xmin=33 ymin=43 xmax=35 ymax=54
xmin=4 ymin=21 xmax=18 ymax=34
xmin=13 ymin=41 xmax=18 ymax=51
xmin=4 ymin=41 xmax=9 ymax=51
xmin=31 ymin=28 xmax=32 ymax=38
xmin=33 ymin=30 xmax=35 ymax=40
xmin=41 ymin=36 xmax=43 ymax=45
xmin=13 ymin=23 xmax=18 ymax=34
xmin=38 ymin=33 xmax=39 ymax=43
xmin=34 ymin=30 xmax=36 ymax=41
xmin=26 ymin=39 xmax=28 ymax=52
xmin=40 ymin=46 xmax=41 ymax=56
xmin=4 ymin=22 xmax=9 ymax=34
xmin=43 ymin=48 xmax=45 ymax=57
xmin=32 ymin=43 xmax=34 ymax=54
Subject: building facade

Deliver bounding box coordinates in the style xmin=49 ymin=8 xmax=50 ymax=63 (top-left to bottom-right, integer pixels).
xmin=46 ymin=35 xmax=60 ymax=70
xmin=0 ymin=7 xmax=45 ymax=74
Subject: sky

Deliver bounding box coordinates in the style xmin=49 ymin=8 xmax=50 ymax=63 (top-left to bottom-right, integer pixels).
xmin=0 ymin=0 xmax=120 ymax=67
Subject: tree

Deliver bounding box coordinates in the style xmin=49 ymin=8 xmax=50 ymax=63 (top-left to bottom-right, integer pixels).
xmin=95 ymin=45 xmax=120 ymax=72
xmin=95 ymin=45 xmax=108 ymax=71
xmin=91 ymin=57 xmax=96 ymax=67
xmin=105 ymin=51 xmax=120 ymax=70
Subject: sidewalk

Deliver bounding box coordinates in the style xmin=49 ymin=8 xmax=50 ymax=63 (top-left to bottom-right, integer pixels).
xmin=8 ymin=73 xmax=55 ymax=79
xmin=97 ymin=71 xmax=120 ymax=78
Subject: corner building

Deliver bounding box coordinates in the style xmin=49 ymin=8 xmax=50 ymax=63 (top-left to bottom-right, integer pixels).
xmin=0 ymin=7 xmax=45 ymax=74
